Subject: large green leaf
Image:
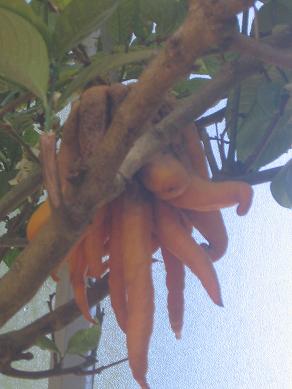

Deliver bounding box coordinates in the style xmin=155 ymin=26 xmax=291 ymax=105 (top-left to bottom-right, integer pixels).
xmin=65 ymin=324 xmax=101 ymax=355
xmin=107 ymin=0 xmax=138 ymax=46
xmin=255 ymin=0 xmax=292 ymax=34
xmin=226 ymin=67 xmax=292 ymax=169
xmin=270 ymin=159 xmax=292 ymax=209
xmin=0 ymin=0 xmax=50 ymax=46
xmin=140 ymin=0 xmax=187 ymax=39
xmin=53 ymin=0 xmax=73 ymax=10
xmin=0 ymin=78 xmax=11 ymax=93
xmin=236 ymin=86 xmax=292 ymax=169
xmin=0 ymin=8 xmax=49 ymax=103
xmin=53 ymin=0 xmax=119 ymax=59
xmin=278 ymin=0 xmax=292 ymax=11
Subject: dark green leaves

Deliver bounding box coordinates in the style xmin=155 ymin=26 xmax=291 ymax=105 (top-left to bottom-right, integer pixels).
xmin=256 ymin=0 xmax=292 ymax=35
xmin=271 ymin=159 xmax=292 ymax=208
xmin=53 ymin=0 xmax=119 ymax=59
xmin=227 ymin=69 xmax=292 ymax=170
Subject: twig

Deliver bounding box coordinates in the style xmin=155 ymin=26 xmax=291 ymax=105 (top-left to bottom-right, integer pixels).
xmin=2 ymin=355 xmax=128 ymax=380
xmin=216 ymin=165 xmax=283 ymax=185
xmin=195 ymin=108 xmax=226 ymax=127
xmin=200 ymin=128 xmax=219 ymax=176
xmin=47 ymin=293 xmax=58 ymax=367
xmin=225 ymin=85 xmax=240 ymax=169
xmin=78 ymin=357 xmax=128 ymax=376
xmin=2 ymin=357 xmax=96 ymax=379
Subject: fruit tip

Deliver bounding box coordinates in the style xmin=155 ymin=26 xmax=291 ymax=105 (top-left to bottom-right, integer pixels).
xmin=174 ymin=331 xmax=182 ymax=340
xmin=137 ymin=377 xmax=150 ymax=389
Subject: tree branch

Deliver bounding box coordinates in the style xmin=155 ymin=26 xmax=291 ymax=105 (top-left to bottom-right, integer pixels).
xmin=217 ymin=166 xmax=283 ymax=185
xmin=233 ymin=30 xmax=292 ymax=69
xmin=0 ymin=169 xmax=42 ymax=220
xmin=0 ymin=237 xmax=27 ymax=248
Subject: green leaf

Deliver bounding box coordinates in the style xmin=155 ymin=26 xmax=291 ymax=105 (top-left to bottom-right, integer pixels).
xmin=107 ymin=0 xmax=138 ymax=46
xmin=35 ymin=336 xmax=61 ymax=355
xmin=0 ymin=0 xmax=50 ymax=46
xmin=59 ymin=47 xmax=155 ymax=105
xmin=197 ymin=51 xmax=240 ymax=78
xmin=278 ymin=0 xmax=292 ymax=11
xmin=236 ymin=88 xmax=292 ymax=169
xmin=255 ymin=0 xmax=292 ymax=35
xmin=173 ymin=78 xmax=209 ymax=99
xmin=0 ymin=8 xmax=49 ymax=103
xmin=2 ymin=247 xmax=20 ymax=268
xmin=22 ymin=127 xmax=39 ymax=147
xmin=270 ymin=159 xmax=292 ymax=209
xmin=53 ymin=0 xmax=73 ymax=10
xmin=53 ymin=0 xmax=119 ymax=59
xmin=66 ymin=324 xmax=101 ymax=355
xmin=226 ymin=67 xmax=292 ymax=169
xmin=0 ymin=78 xmax=11 ymax=93
xmin=141 ymin=0 xmax=187 ymax=39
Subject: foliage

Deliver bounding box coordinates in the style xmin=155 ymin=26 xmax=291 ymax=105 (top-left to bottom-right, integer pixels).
xmin=0 ymin=0 xmax=291 ymax=384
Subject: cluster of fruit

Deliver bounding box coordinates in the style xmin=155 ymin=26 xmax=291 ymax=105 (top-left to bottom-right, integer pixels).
xmin=27 ymin=84 xmax=253 ymax=388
